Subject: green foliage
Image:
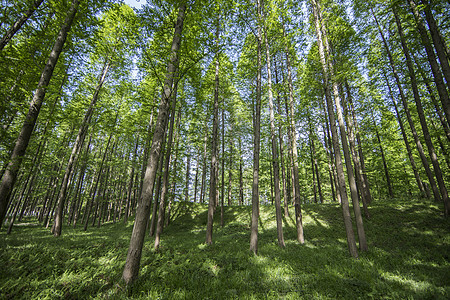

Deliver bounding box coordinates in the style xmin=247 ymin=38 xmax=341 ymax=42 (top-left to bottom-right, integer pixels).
xmin=1 ymin=198 xmax=449 ymax=299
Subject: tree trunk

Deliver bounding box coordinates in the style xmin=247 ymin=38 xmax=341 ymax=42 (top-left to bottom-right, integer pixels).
xmin=371 ymin=112 xmax=394 ymax=198
xmin=83 ymin=134 xmax=113 ymax=230
xmin=283 ymin=24 xmax=304 ymax=244
xmin=53 ymin=60 xmax=110 ymax=237
xmin=421 ymin=0 xmax=450 ymax=93
xmin=346 ymin=88 xmax=372 ymax=204
xmin=0 ymin=0 xmax=45 ymax=50
xmin=311 ymin=0 xmax=359 ymax=256
xmin=200 ymin=120 xmax=208 ymax=204
xmin=274 ymin=59 xmax=289 ymax=217
xmin=194 ymin=156 xmax=199 ymax=203
xmin=412 ymin=52 xmax=450 ymax=143
xmin=155 ymin=80 xmax=180 ymax=250
xmin=166 ymin=109 xmax=182 ymax=227
xmin=0 ymin=0 xmax=79 ymax=227
xmin=227 ymin=128 xmax=233 ymax=206
xmin=319 ymin=4 xmax=367 ymax=251
xmin=239 ymin=138 xmax=244 ymax=206
xmin=408 ymin=0 xmax=450 ymax=126
xmin=263 ymin=22 xmax=285 ymax=246
xmin=321 ymin=95 xmax=340 ymax=204
xmin=220 ymin=107 xmax=225 ymax=227
xmin=382 ymin=71 xmax=426 ymax=196
xmin=206 ymin=18 xmax=220 ymax=245
xmin=250 ymin=0 xmax=262 ymax=254
xmin=185 ymin=149 xmax=190 ymax=202
xmin=149 ymin=133 xmax=167 ymax=236
xmin=372 ymin=6 xmax=442 ymax=203
xmin=341 ymin=87 xmax=369 ymax=218
xmin=122 ymin=3 xmax=186 ymax=285
xmin=394 ymin=7 xmax=449 ymax=216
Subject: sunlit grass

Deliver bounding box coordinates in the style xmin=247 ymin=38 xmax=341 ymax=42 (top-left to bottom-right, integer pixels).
xmin=1 ymin=197 xmax=449 ymax=299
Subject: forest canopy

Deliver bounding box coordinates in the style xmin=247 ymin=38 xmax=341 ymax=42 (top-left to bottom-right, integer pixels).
xmin=0 ymin=0 xmax=449 ymax=295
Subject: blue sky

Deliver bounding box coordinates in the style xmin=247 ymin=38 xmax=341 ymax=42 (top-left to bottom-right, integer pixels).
xmin=123 ymin=0 xmax=143 ymax=9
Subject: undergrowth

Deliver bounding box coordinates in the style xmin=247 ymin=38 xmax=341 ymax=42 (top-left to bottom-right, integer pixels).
xmin=1 ymin=198 xmax=449 ymax=299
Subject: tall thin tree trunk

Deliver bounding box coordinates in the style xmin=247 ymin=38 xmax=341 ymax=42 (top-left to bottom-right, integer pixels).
xmin=220 ymin=107 xmax=225 ymax=227
xmin=122 ymin=3 xmax=186 ymax=285
xmin=53 ymin=60 xmax=110 ymax=237
xmin=408 ymin=0 xmax=450 ymax=126
xmin=228 ymin=134 xmax=233 ymax=206
xmin=372 ymin=112 xmax=394 ymax=198
xmin=239 ymin=138 xmax=244 ymax=206
xmin=206 ymin=18 xmax=220 ymax=245
xmin=421 ymin=0 xmax=450 ymax=93
xmin=200 ymin=120 xmax=208 ymax=204
xmin=250 ymin=0 xmax=262 ymax=254
xmin=372 ymin=7 xmax=441 ymax=203
xmin=155 ymin=81 xmax=180 ymax=250
xmin=346 ymin=88 xmax=372 ymax=204
xmin=343 ymin=83 xmax=370 ymax=218
xmin=124 ymin=139 xmax=138 ymax=223
xmin=283 ymin=24 xmax=304 ymax=244
xmin=382 ymin=71 xmax=426 ymax=196
xmin=194 ymin=156 xmax=199 ymax=203
xmin=319 ymin=3 xmax=367 ymax=251
xmin=263 ymin=21 xmax=284 ymax=246
xmin=149 ymin=134 xmax=167 ymax=236
xmin=394 ymin=7 xmax=449 ymax=216
xmin=412 ymin=52 xmax=450 ymax=141
xmin=321 ymin=95 xmax=340 ymax=204
xmin=185 ymin=150 xmax=190 ymax=202
xmin=83 ymin=133 xmax=113 ymax=230
xmin=166 ymin=109 xmax=182 ymax=227
xmin=311 ymin=0 xmax=359 ymax=256
xmin=0 ymin=0 xmax=44 ymax=50
xmin=0 ymin=0 xmax=79 ymax=227
xmin=274 ymin=59 xmax=289 ymax=216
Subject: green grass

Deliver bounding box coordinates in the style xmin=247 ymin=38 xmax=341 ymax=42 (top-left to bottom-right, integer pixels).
xmin=1 ymin=198 xmax=449 ymax=299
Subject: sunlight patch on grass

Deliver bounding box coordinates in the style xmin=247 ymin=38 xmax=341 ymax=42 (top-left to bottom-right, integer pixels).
xmin=382 ymin=271 xmax=434 ymax=293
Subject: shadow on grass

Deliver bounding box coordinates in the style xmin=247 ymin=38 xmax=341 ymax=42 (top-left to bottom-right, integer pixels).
xmin=1 ymin=198 xmax=449 ymax=299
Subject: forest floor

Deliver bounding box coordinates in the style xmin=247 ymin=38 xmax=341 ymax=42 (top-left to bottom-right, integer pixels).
xmin=1 ymin=197 xmax=449 ymax=299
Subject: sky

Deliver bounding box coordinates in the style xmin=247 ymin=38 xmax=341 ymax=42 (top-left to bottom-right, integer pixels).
xmin=123 ymin=0 xmax=144 ymax=9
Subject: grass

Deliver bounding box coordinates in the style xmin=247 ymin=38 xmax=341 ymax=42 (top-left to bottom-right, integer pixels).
xmin=1 ymin=198 xmax=449 ymax=299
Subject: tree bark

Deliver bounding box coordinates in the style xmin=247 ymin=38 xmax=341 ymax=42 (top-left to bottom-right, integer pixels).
xmin=343 ymin=83 xmax=369 ymax=218
xmin=220 ymin=107 xmax=225 ymax=227
xmin=371 ymin=112 xmax=394 ymax=198
xmin=408 ymin=0 xmax=450 ymax=126
xmin=372 ymin=6 xmax=441 ymax=203
xmin=0 ymin=0 xmax=45 ymax=50
xmin=206 ymin=17 xmax=220 ymax=245
xmin=185 ymin=149 xmax=190 ymax=202
xmin=239 ymin=138 xmax=244 ymax=206
xmin=311 ymin=0 xmax=359 ymax=256
xmin=382 ymin=71 xmax=426 ymax=196
xmin=394 ymin=7 xmax=449 ymax=216
xmin=124 ymin=139 xmax=138 ymax=223
xmin=199 ymin=120 xmax=208 ymax=204
xmin=283 ymin=24 xmax=304 ymax=244
xmin=421 ymin=0 xmax=450 ymax=93
xmin=83 ymin=133 xmax=113 ymax=231
xmin=263 ymin=21 xmax=285 ymax=247
xmin=155 ymin=80 xmax=180 ymax=250
xmin=53 ymin=59 xmax=110 ymax=237
xmin=0 ymin=0 xmax=79 ymax=227
xmin=122 ymin=3 xmax=186 ymax=285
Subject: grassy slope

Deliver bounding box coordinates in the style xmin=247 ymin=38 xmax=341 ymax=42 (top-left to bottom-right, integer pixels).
xmin=0 ymin=198 xmax=449 ymax=299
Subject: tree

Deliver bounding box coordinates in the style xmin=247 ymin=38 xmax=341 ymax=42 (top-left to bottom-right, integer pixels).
xmin=0 ymin=0 xmax=79 ymax=228
xmin=0 ymin=0 xmax=45 ymax=51
xmin=122 ymin=2 xmax=186 ymax=285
